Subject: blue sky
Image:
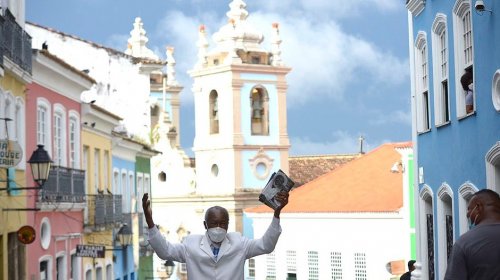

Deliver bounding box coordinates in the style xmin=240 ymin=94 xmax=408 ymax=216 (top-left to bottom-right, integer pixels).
xmin=26 ymin=0 xmax=411 ymax=156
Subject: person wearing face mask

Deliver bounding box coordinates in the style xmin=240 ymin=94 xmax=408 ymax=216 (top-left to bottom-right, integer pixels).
xmin=142 ymin=191 xmax=289 ymax=280
xmin=444 ymin=189 xmax=500 ymax=280
xmin=460 ymin=71 xmax=474 ymax=114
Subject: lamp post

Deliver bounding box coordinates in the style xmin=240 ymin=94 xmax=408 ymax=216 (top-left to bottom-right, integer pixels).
xmin=117 ymin=224 xmax=133 ymax=277
xmin=0 ymin=144 xmax=52 ymax=192
xmin=164 ymin=260 xmax=175 ymax=279
xmin=28 ymin=144 xmax=52 ymax=187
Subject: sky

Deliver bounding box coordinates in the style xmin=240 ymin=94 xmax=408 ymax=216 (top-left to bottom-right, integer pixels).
xmin=26 ymin=0 xmax=412 ymax=156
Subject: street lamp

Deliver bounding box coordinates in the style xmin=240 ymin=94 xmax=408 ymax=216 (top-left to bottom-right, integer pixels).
xmin=28 ymin=144 xmax=52 ymax=187
xmin=117 ymin=224 xmax=133 ymax=248
xmin=164 ymin=260 xmax=175 ymax=278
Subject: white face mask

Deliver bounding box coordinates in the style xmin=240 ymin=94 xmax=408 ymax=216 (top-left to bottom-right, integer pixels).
xmin=207 ymin=227 xmax=226 ymax=243
xmin=468 ymin=205 xmax=479 ymax=230
xmin=468 ymin=83 xmax=474 ymax=91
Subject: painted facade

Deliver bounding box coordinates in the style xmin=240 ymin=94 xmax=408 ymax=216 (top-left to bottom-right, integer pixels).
xmin=406 ymin=0 xmax=500 ymax=279
xmin=25 ymin=49 xmax=93 ymax=280
xmin=81 ymin=104 xmax=121 ymax=280
xmin=245 ymin=143 xmax=415 ymax=280
xmin=0 ymin=1 xmax=32 ymax=278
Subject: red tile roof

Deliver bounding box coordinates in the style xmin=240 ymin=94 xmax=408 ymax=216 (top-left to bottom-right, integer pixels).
xmin=289 ymin=154 xmax=360 ymax=187
xmin=247 ymin=142 xmax=412 ymax=213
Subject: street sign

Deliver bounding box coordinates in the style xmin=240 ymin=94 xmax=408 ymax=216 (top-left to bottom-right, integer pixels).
xmin=76 ymin=245 xmax=105 ymax=258
xmin=0 ymin=140 xmax=23 ymax=168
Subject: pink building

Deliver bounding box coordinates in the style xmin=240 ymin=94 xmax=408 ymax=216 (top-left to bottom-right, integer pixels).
xmin=25 ymin=49 xmax=94 ymax=280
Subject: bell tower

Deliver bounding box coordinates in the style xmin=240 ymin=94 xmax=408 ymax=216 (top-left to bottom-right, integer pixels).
xmin=189 ymin=0 xmax=291 ymax=229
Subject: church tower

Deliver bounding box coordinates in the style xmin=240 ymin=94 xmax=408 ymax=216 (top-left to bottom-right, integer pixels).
xmin=189 ymin=0 xmax=291 ymax=231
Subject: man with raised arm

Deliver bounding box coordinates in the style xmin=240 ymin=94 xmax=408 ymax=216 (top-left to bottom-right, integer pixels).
xmin=142 ymin=191 xmax=289 ymax=280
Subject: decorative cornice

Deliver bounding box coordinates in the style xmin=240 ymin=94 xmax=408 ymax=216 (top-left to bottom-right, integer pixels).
xmin=406 ymin=0 xmax=426 ymax=17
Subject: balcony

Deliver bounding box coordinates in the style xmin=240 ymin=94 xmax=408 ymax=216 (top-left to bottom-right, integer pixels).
xmin=1 ymin=9 xmax=32 ymax=74
xmin=39 ymin=166 xmax=86 ymax=203
xmin=85 ymin=194 xmax=123 ymax=230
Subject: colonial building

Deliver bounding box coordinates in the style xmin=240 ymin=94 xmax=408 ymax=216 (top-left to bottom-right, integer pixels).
xmin=245 ymin=142 xmax=415 ymax=280
xmin=0 ymin=1 xmax=32 ymax=278
xmin=406 ymin=0 xmax=500 ymax=278
xmin=26 ymin=49 xmax=94 ymax=280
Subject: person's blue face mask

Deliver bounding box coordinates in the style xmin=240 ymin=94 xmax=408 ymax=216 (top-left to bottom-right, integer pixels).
xmin=468 ymin=205 xmax=478 ymax=230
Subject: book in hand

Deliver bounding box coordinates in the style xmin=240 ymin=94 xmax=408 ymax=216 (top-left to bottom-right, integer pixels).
xmin=259 ymin=169 xmax=295 ymax=210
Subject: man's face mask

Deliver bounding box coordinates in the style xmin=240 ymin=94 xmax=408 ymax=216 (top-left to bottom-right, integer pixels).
xmin=207 ymin=227 xmax=227 ymax=243
xmin=468 ymin=204 xmax=479 ymax=230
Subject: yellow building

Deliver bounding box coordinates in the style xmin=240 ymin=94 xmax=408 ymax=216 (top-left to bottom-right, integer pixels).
xmin=81 ymin=103 xmax=122 ymax=279
xmin=0 ymin=5 xmax=33 ymax=279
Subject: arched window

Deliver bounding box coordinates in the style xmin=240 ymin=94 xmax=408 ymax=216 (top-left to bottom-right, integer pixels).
xmin=209 ymin=90 xmax=219 ymax=134
xmin=486 ymin=142 xmax=500 ymax=194
xmin=437 ymin=184 xmax=453 ymax=278
xmin=432 ymin=14 xmax=450 ymax=125
xmin=415 ymin=32 xmax=431 ymax=132
xmin=3 ymin=92 xmax=15 ymax=139
xmin=250 ymin=86 xmax=269 ymax=135
xmin=453 ymin=0 xmax=475 ymax=117
xmin=458 ymin=182 xmax=478 ymax=235
xmin=37 ymin=98 xmax=52 ymax=156
xmin=419 ymin=185 xmax=435 ymax=280
xmin=69 ymin=111 xmax=80 ymax=169
xmin=53 ymin=104 xmax=67 ymax=166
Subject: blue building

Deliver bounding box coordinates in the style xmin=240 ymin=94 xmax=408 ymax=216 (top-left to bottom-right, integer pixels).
xmin=407 ymin=0 xmax=500 ymax=279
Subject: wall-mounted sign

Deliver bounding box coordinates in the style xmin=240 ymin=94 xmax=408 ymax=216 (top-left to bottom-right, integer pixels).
xmin=0 ymin=140 xmax=23 ymax=168
xmin=76 ymin=245 xmax=105 ymax=258
xmin=17 ymin=225 xmax=36 ymax=244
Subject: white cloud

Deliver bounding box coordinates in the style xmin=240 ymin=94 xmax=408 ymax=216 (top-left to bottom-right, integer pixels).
xmin=247 ymin=12 xmax=409 ymax=106
xmin=290 ymin=131 xmax=375 ymax=155
xmin=251 ymin=0 xmax=401 ymax=19
xmin=139 ymin=3 xmax=408 ymax=107
xmin=368 ymin=110 xmax=412 ymax=126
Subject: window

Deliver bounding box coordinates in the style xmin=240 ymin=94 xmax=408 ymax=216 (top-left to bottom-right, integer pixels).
xmin=8 ymin=232 xmax=26 ymax=280
xmin=71 ymin=253 xmax=80 ymax=280
xmin=103 ymin=151 xmax=109 ymax=191
xmin=94 ymin=149 xmax=100 ymax=193
xmin=54 ymin=112 xmax=63 ymax=165
xmin=286 ymin=250 xmax=297 ymax=275
xmin=106 ymin=264 xmax=112 ymax=280
xmin=113 ymin=169 xmax=120 ymax=195
xmin=415 ymin=32 xmax=431 ymax=132
xmin=250 ymin=87 xmax=269 ymax=135
xmin=248 ymin=259 xmax=255 ymax=277
xmin=3 ymin=93 xmax=15 ymax=139
xmin=15 ymin=97 xmax=25 ymax=168
xmin=420 ymin=186 xmax=435 ymax=280
xmin=129 ymin=172 xmax=135 ymax=211
xmin=331 ymin=252 xmax=343 ymax=279
xmin=83 ymin=146 xmax=89 ymax=190
xmin=53 ymin=105 xmax=67 ymax=166
xmin=308 ymin=251 xmax=319 ymax=280
xmin=266 ymin=252 xmax=276 ymax=279
xmin=122 ymin=171 xmax=129 ymax=212
xmin=354 ymin=253 xmax=366 ymax=280
xmin=486 ymin=142 xmax=500 ymax=197
xmin=432 ymin=14 xmax=450 ymax=125
xmin=492 ymin=70 xmax=500 ymax=112
xmin=137 ymin=173 xmax=144 ymax=213
xmin=209 ymin=90 xmax=219 ymax=134
xmin=437 ymin=184 xmax=453 ymax=278
xmin=37 ymin=98 xmax=52 ymax=155
xmin=56 ymin=254 xmax=66 ymax=280
xmin=453 ymin=1 xmax=475 ymax=117
xmin=69 ymin=112 xmax=80 ymax=169
xmin=40 ymin=259 xmax=50 ymax=280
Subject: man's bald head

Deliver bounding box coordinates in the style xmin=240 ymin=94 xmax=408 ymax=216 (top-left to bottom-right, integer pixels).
xmin=468 ymin=189 xmax=500 ymax=225
xmin=204 ymin=206 xmax=229 ymax=230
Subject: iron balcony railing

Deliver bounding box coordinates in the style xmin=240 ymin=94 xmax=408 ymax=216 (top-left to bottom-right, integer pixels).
xmin=86 ymin=194 xmax=123 ymax=229
xmin=39 ymin=166 xmax=86 ymax=203
xmin=1 ymin=9 xmax=32 ymax=74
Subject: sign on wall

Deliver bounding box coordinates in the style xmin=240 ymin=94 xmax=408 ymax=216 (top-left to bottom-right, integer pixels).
xmin=0 ymin=140 xmax=23 ymax=168
xmin=76 ymin=245 xmax=105 ymax=258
